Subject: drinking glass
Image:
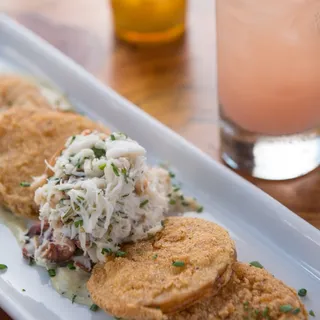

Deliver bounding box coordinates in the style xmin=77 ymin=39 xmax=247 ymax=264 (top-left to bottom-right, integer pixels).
xmin=110 ymin=0 xmax=186 ymax=45
xmin=216 ymin=0 xmax=320 ymax=180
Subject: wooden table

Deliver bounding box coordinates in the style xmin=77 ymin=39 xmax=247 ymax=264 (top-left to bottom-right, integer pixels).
xmin=1 ymin=0 xmax=319 ymax=318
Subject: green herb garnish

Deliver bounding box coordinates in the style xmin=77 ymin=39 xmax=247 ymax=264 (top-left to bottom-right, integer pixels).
xmin=298 ymin=288 xmax=307 ymax=297
xmin=169 ymin=171 xmax=175 ymax=178
xmin=161 ymin=220 xmax=165 ymax=227
xmin=110 ymin=134 xmax=116 ymax=141
xmin=92 ymin=147 xmax=106 ymax=158
xmin=22 ymin=289 xmax=26 ymax=292
xmin=243 ymin=301 xmax=249 ymax=311
xmin=121 ymin=168 xmax=128 ymax=183
xmin=0 ymin=264 xmax=8 ymax=270
xmin=169 ymin=199 xmax=176 ymax=205
xmin=249 ymin=261 xmax=264 ymax=269
xmin=173 ymin=186 xmax=180 ymax=192
xmin=172 ymin=261 xmax=185 ymax=267
xmin=140 ymin=200 xmax=149 ymax=208
xmin=74 ymin=220 xmax=84 ymax=228
xmin=152 ymin=254 xmax=158 ymax=260
xmin=197 ymin=206 xmax=204 ymax=213
xmin=101 ymin=248 xmax=113 ymax=255
xmin=111 ymin=163 xmax=120 ymax=176
xmin=292 ymin=308 xmax=301 ymax=315
xmin=62 ymin=207 xmax=74 ymax=222
xmin=70 ymin=135 xmax=76 ymax=145
xmin=72 ymin=294 xmax=77 ymax=304
xmin=20 ymin=182 xmax=31 ymax=187
xmin=309 ymin=310 xmax=316 ymax=317
xmin=99 ymin=163 xmax=106 ymax=170
xmin=48 ymin=269 xmax=56 ymax=277
xmin=122 ymin=194 xmax=129 ymax=198
xmin=115 ymin=250 xmax=127 ymax=257
xmin=280 ymin=305 xmax=293 ymax=313
xmin=181 ymin=201 xmax=189 ymax=207
xmin=90 ymin=304 xmax=99 ymax=312
xmin=67 ymin=262 xmax=76 ymax=270
xmin=262 ymin=306 xmax=269 ymax=317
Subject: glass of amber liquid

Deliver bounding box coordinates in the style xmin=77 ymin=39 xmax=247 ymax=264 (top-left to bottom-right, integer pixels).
xmin=110 ymin=0 xmax=186 ymax=45
xmin=217 ymin=0 xmax=320 ymax=180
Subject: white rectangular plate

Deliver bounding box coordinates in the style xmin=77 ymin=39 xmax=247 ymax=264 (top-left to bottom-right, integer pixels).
xmin=0 ymin=15 xmax=319 ymax=320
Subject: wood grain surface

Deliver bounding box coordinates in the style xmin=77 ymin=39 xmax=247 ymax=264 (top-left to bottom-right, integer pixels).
xmin=1 ymin=0 xmax=319 ymax=319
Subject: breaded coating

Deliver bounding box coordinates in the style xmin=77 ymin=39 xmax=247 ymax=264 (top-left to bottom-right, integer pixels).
xmin=169 ymin=262 xmax=308 ymax=320
xmin=87 ymin=217 xmax=236 ymax=320
xmin=0 ymin=105 xmax=109 ymax=219
xmin=0 ymin=75 xmax=51 ymax=111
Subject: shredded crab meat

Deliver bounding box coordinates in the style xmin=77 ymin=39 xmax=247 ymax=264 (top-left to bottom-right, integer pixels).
xmin=34 ymin=131 xmax=171 ymax=264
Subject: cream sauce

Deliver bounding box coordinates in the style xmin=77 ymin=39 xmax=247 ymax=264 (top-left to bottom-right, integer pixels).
xmin=0 ymin=207 xmax=92 ymax=306
xmin=0 ymin=206 xmax=27 ymax=244
xmin=51 ymin=267 xmax=92 ymax=306
xmin=39 ymin=84 xmax=74 ymax=112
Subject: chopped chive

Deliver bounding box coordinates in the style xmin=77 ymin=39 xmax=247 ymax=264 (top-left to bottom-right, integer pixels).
xmin=292 ymin=308 xmax=301 ymax=315
xmin=48 ymin=269 xmax=56 ymax=277
xmin=70 ymin=135 xmax=76 ymax=143
xmin=167 ymin=193 xmax=172 ymax=197
xmin=181 ymin=201 xmax=189 ymax=207
xmin=161 ymin=220 xmax=165 ymax=227
xmin=140 ymin=200 xmax=149 ymax=208
xmin=63 ymin=207 xmax=74 ymax=222
xmin=90 ymin=304 xmax=99 ymax=312
xmin=0 ymin=264 xmax=8 ymax=270
xmin=280 ymin=305 xmax=293 ymax=313
xmin=101 ymin=248 xmax=113 ymax=255
xmin=249 ymin=261 xmax=264 ymax=269
xmin=197 ymin=206 xmax=204 ymax=213
xmin=22 ymin=289 xmax=26 ymax=292
xmin=172 ymin=261 xmax=185 ymax=267
xmin=169 ymin=199 xmax=176 ymax=205
xmin=298 ymin=288 xmax=307 ymax=297
xmin=173 ymin=186 xmax=180 ymax=192
xmin=92 ymin=147 xmax=106 ymax=158
xmin=72 ymin=294 xmax=77 ymax=304
xmin=28 ymin=258 xmax=34 ymax=266
xmin=254 ymin=310 xmax=260 ymax=316
xmin=20 ymin=182 xmax=31 ymax=187
xmin=67 ymin=262 xmax=76 ymax=270
xmin=74 ymin=220 xmax=84 ymax=228
xmin=243 ymin=301 xmax=249 ymax=310
xmin=309 ymin=310 xmax=315 ymax=317
xmin=77 ymin=196 xmax=84 ymax=202
xmin=180 ymin=195 xmax=184 ymax=200
xmin=115 ymin=250 xmax=127 ymax=257
xmin=169 ymin=171 xmax=175 ymax=178
xmin=110 ymin=134 xmax=116 ymax=141
xmin=111 ymin=163 xmax=120 ymax=176
xmin=121 ymin=168 xmax=128 ymax=183
xmin=99 ymin=163 xmax=106 ymax=170
xmin=76 ymin=158 xmax=82 ymax=169
xmin=262 ymin=306 xmax=269 ymax=317
xmin=122 ymin=194 xmax=129 ymax=198
xmin=152 ymin=254 xmax=158 ymax=260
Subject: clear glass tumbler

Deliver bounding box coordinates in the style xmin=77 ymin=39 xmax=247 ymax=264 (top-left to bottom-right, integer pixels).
xmin=216 ymin=0 xmax=320 ymax=180
xmin=110 ymin=0 xmax=187 ymax=45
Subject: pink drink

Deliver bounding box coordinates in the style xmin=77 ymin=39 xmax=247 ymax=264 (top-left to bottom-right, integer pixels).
xmin=217 ymin=0 xmax=320 ymax=136
xmin=217 ymin=0 xmax=320 ymax=180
